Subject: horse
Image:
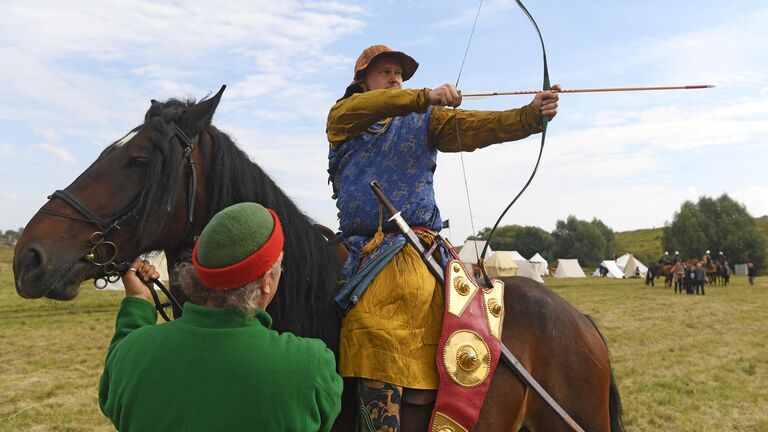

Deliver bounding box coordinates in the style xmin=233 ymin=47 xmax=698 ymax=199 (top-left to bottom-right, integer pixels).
xmin=645 ymin=262 xmax=672 ymax=287
xmin=13 ymin=88 xmax=624 ymax=432
xmin=717 ymin=261 xmax=730 ymax=286
xmin=703 ymin=261 xmax=718 ymax=286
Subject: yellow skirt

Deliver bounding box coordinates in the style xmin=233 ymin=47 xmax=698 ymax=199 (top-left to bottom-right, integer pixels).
xmin=339 ymin=243 xmax=444 ymax=389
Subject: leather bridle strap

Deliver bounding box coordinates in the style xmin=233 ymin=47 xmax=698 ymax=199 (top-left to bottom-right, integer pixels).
xmin=42 ymin=189 xmax=139 ymax=235
xmin=39 ymin=122 xmax=197 ymax=320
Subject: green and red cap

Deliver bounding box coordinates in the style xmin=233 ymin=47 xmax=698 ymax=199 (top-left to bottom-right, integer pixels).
xmin=193 ymin=202 xmax=284 ymax=290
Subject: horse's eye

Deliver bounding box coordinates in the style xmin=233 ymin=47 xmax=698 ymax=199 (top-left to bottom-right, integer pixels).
xmin=128 ymin=157 xmax=150 ymax=168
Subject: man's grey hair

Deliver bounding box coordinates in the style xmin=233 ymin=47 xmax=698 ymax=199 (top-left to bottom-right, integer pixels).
xmin=175 ymin=261 xmax=278 ymax=318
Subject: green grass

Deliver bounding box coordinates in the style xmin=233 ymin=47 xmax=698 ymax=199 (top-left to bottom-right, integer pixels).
xmin=2 ymin=245 xmax=767 ymax=431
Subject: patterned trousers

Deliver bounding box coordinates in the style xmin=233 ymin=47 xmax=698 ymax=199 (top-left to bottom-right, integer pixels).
xmin=358 ymin=379 xmax=403 ymax=432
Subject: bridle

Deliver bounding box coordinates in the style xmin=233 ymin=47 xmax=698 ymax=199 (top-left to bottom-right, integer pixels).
xmin=39 ymin=123 xmax=198 ymax=320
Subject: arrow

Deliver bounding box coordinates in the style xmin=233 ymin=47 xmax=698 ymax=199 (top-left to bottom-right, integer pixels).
xmin=463 ymin=84 xmax=715 ymax=98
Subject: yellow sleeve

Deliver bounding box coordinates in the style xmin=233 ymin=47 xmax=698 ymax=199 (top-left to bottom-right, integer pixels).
xmin=428 ymin=102 xmax=544 ymax=152
xmin=326 ymin=88 xmax=430 ymax=149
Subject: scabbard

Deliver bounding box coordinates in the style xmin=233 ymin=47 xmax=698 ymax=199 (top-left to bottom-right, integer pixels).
xmin=369 ymin=181 xmax=445 ymax=283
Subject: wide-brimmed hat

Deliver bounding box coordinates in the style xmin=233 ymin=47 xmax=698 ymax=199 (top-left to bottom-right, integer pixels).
xmin=341 ymin=44 xmax=419 ymax=100
xmin=193 ymin=202 xmax=284 ymax=291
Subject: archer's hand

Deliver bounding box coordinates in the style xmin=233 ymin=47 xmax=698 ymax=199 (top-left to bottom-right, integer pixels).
xmin=121 ymin=258 xmax=160 ymax=302
xmin=427 ymin=84 xmax=463 ymax=107
xmin=533 ymin=84 xmax=561 ymax=120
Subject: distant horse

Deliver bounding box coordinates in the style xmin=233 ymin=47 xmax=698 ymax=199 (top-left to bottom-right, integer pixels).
xmin=702 ymin=260 xmax=718 ymax=285
xmin=717 ymin=261 xmax=731 ymax=286
xmin=646 ymin=263 xmax=672 ymax=287
xmin=13 ymin=88 xmax=623 ymax=431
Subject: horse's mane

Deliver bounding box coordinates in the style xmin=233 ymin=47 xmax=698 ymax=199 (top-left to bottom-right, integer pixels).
xmin=130 ymin=97 xmax=341 ymax=348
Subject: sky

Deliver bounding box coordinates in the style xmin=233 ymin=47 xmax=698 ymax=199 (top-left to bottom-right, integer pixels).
xmin=1 ymin=0 xmax=766 ymax=244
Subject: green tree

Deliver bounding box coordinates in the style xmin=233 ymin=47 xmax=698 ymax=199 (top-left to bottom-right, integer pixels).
xmin=663 ymin=194 xmax=766 ymax=269
xmin=591 ymin=218 xmax=617 ymax=259
xmin=469 ymin=225 xmax=521 ymax=251
xmin=468 ymin=225 xmax=554 ymax=260
xmin=551 ymin=215 xmax=610 ymax=267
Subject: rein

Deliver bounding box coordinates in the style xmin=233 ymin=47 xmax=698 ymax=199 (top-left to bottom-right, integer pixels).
xmin=39 ymin=123 xmax=197 ymax=321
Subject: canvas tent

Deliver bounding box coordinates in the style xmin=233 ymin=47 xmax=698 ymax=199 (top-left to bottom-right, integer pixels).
xmin=485 ymin=251 xmax=519 ymax=277
xmin=734 ymin=264 xmax=748 ymax=276
xmin=553 ymin=259 xmax=586 ymax=278
xmin=458 ymin=240 xmax=492 ymax=265
xmin=103 ymin=251 xmax=171 ymax=291
xmin=592 ymin=260 xmax=625 ymax=278
xmin=486 ymin=251 xmax=545 ymax=283
xmin=529 ymin=253 xmax=549 ymax=276
xmin=513 ymin=259 xmax=544 ymax=283
xmin=616 ymin=253 xmax=648 ymax=278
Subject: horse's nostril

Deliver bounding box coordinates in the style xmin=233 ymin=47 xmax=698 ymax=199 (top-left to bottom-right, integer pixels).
xmin=20 ymin=245 xmax=44 ymax=271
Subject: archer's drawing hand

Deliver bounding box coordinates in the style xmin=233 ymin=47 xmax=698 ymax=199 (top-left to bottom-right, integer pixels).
xmin=428 ymin=84 xmax=463 ymax=107
xmin=533 ymin=84 xmax=561 ymax=120
xmin=121 ymin=258 xmax=160 ymax=302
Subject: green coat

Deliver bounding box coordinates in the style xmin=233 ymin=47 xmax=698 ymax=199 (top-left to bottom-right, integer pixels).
xmin=99 ymin=298 xmax=342 ymax=431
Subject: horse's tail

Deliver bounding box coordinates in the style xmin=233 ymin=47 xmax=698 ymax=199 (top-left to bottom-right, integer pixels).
xmin=584 ymin=315 xmax=625 ymax=432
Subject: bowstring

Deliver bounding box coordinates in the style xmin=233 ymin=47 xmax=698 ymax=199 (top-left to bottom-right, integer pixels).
xmin=453 ymin=0 xmax=484 ymax=263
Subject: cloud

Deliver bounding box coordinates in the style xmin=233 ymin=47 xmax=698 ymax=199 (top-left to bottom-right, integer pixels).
xmin=38 ymin=143 xmax=76 ymax=165
xmin=605 ymin=8 xmax=768 ymax=87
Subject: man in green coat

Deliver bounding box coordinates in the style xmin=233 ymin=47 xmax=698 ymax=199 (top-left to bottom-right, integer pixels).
xmin=99 ymin=202 xmax=343 ymax=431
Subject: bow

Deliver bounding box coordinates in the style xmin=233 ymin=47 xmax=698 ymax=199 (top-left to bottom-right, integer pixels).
xmin=453 ymin=0 xmax=552 ymax=287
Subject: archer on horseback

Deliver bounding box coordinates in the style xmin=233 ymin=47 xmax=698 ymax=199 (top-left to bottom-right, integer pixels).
xmin=326 ymin=44 xmax=559 ymax=431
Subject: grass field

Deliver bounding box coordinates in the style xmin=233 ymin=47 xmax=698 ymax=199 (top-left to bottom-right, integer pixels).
xmin=1 ymin=244 xmax=767 ymax=431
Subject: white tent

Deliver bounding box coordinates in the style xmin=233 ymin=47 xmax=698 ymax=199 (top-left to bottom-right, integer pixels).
xmin=616 ymin=253 xmax=648 ymax=278
xmin=102 ymin=251 xmax=171 ymax=291
xmin=485 ymin=251 xmax=519 ymax=277
xmin=505 ymin=250 xmax=527 ymax=261
xmin=513 ymin=259 xmax=545 ymax=283
xmin=592 ymin=260 xmax=625 ymax=278
xmin=553 ymin=259 xmax=586 ymax=278
xmin=529 ymin=253 xmax=550 ymax=276
xmin=734 ymin=264 xmax=748 ymax=276
xmin=458 ymin=240 xmax=492 ymax=265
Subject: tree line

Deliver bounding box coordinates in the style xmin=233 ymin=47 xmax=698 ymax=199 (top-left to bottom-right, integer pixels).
xmin=469 ymin=194 xmax=766 ymax=270
xmin=0 ymin=228 xmax=24 ymax=245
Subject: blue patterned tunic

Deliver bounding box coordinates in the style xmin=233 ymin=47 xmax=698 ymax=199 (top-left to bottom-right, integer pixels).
xmin=328 ymin=107 xmax=440 ymax=238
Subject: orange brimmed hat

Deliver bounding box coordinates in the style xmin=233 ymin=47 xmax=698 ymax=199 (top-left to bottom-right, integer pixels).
xmin=193 ymin=203 xmax=284 ymax=291
xmin=341 ymin=44 xmax=419 ymax=99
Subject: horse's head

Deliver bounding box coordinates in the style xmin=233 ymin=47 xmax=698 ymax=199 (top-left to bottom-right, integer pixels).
xmin=13 ymin=87 xmax=226 ymax=300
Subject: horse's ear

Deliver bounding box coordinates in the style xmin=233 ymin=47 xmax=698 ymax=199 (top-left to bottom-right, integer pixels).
xmin=179 ymin=85 xmax=226 ymax=135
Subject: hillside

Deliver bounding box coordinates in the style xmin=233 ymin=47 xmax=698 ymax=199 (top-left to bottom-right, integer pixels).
xmin=614 ymin=227 xmax=664 ymax=265
xmin=615 ymin=215 xmax=768 ymax=264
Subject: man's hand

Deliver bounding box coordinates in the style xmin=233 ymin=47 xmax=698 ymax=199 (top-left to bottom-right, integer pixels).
xmin=121 ymin=258 xmax=160 ymax=302
xmin=532 ymin=84 xmax=561 ymax=120
xmin=427 ymin=84 xmax=462 ymax=108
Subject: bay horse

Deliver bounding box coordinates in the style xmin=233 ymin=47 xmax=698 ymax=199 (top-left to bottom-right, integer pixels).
xmin=13 ymin=88 xmax=623 ymax=431
xmin=645 ymin=262 xmax=672 ymax=287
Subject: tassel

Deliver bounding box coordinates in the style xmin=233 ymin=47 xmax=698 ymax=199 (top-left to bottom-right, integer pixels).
xmin=362 ymin=204 xmax=385 ymax=255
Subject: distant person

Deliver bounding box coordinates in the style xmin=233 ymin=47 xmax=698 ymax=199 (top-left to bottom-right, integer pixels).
xmin=747 ymin=261 xmax=756 ymax=286
xmin=703 ymin=249 xmax=712 ymax=266
xmin=673 ymin=251 xmax=681 ymax=264
xmin=99 ymin=203 xmax=343 ymax=431
xmin=598 ymin=263 xmax=608 ymax=277
xmin=694 ymin=263 xmax=707 ymax=295
xmin=659 ymin=251 xmax=673 ymax=265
